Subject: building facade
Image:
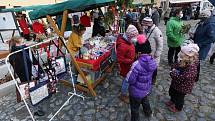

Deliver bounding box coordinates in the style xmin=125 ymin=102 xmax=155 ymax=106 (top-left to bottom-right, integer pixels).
xmin=0 ymin=0 xmax=64 ymax=9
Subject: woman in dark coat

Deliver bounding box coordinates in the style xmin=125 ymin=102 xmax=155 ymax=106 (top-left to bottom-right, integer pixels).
xmin=92 ymin=17 xmax=106 ymax=37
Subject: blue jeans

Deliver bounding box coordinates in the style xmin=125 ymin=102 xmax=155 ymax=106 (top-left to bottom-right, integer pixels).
xmin=121 ymin=79 xmax=129 ymax=95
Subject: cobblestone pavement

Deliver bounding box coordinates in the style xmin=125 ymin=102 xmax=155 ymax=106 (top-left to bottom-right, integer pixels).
xmin=0 ymin=20 xmax=215 ymax=121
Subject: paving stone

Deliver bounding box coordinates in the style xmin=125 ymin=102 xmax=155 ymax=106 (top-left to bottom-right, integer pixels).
xmin=61 ymin=114 xmax=70 ymax=121
xmin=189 ymin=116 xmax=196 ymax=121
xmin=149 ymin=116 xmax=159 ymax=121
xmin=76 ymin=109 xmax=82 ymax=116
xmin=204 ymin=93 xmax=215 ymax=100
xmin=68 ymin=109 xmax=74 ymax=115
xmin=165 ymin=114 xmax=177 ymax=121
xmin=184 ymin=105 xmax=193 ymax=114
xmin=50 ymin=103 xmax=55 ymax=108
xmin=84 ymin=109 xmax=96 ymax=115
xmin=73 ymin=115 xmax=81 ymax=121
xmin=117 ymin=112 xmax=126 ymax=121
xmin=108 ymin=107 xmax=115 ymax=112
xmin=86 ymin=101 xmax=94 ymax=108
xmin=55 ymin=100 xmax=63 ymax=106
xmin=157 ymin=85 xmax=164 ymax=92
xmin=197 ymin=118 xmax=206 ymax=121
xmin=72 ymin=103 xmax=81 ymax=111
xmin=110 ymin=112 xmax=117 ymax=120
xmin=63 ymin=104 xmax=73 ymax=111
xmin=197 ymin=113 xmax=205 ymax=118
xmin=156 ymin=113 xmax=164 ymax=120
xmin=199 ymin=106 xmax=211 ymax=113
xmin=97 ymin=117 xmax=109 ymax=121
xmin=96 ymin=112 xmax=102 ymax=119
xmin=176 ymin=111 xmax=188 ymax=121
xmin=200 ymin=97 xmax=209 ymax=106
xmin=83 ymin=115 xmax=93 ymax=121
xmin=208 ymin=113 xmax=215 ymax=120
xmin=101 ymin=110 xmax=109 ymax=118
xmin=202 ymin=86 xmax=215 ymax=94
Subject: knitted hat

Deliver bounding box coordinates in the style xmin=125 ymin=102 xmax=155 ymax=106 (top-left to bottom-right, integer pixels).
xmin=136 ymin=40 xmax=152 ymax=54
xmin=142 ymin=17 xmax=153 ymax=25
xmin=181 ymin=44 xmax=199 ymax=57
xmin=126 ymin=25 xmax=139 ymax=41
xmin=142 ymin=17 xmax=153 ymax=22
xmin=137 ymin=34 xmax=147 ymax=44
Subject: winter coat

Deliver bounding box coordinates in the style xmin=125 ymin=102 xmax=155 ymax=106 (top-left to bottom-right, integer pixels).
xmin=116 ymin=35 xmax=135 ymax=77
xmin=126 ymin=54 xmax=157 ymax=98
xmin=18 ymin=18 xmax=30 ymax=35
xmin=166 ymin=17 xmax=184 ymax=47
xmin=194 ymin=16 xmax=215 ymax=45
xmin=92 ymin=19 xmax=106 ymax=37
xmin=151 ymin=10 xmax=160 ymax=26
xmin=194 ymin=16 xmax=215 ymax=60
xmin=67 ymin=31 xmax=82 ymax=56
xmin=9 ymin=45 xmax=32 ymax=83
xmin=32 ymin=21 xmax=45 ymax=34
xmin=145 ymin=24 xmax=163 ymax=66
xmin=170 ymin=61 xmax=199 ymax=94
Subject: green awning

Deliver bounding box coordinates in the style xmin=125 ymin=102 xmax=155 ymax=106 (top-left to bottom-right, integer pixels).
xmin=29 ymin=0 xmax=115 ymax=20
xmin=1 ymin=5 xmax=49 ymax=12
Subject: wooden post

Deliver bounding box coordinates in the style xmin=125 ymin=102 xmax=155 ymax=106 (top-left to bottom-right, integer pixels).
xmin=46 ymin=15 xmax=61 ymax=36
xmin=59 ymin=37 xmax=97 ymax=96
xmin=47 ymin=13 xmax=97 ymax=96
xmin=59 ymin=10 xmax=68 ymax=47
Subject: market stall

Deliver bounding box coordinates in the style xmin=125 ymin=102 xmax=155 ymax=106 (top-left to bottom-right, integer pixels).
xmin=28 ymin=0 xmax=116 ymax=96
xmin=3 ymin=1 xmax=117 ymax=120
xmin=74 ymin=35 xmax=116 ymax=93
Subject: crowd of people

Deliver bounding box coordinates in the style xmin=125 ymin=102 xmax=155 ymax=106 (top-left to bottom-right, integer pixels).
xmin=8 ymin=5 xmax=215 ymax=120
xmin=115 ymin=6 xmax=215 ymax=121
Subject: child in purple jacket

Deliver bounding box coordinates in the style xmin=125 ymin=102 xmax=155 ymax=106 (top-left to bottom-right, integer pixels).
xmin=126 ymin=41 xmax=157 ymax=121
xmin=166 ymin=44 xmax=199 ymax=112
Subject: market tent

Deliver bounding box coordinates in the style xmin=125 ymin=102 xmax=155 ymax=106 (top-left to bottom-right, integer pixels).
xmin=29 ymin=0 xmax=115 ymax=20
xmin=169 ymin=0 xmax=202 ymax=4
xmin=1 ymin=5 xmax=49 ymax=12
xmin=209 ymin=0 xmax=215 ymax=6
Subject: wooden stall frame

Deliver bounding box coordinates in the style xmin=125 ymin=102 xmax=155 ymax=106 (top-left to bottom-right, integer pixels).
xmin=46 ymin=10 xmax=100 ymax=96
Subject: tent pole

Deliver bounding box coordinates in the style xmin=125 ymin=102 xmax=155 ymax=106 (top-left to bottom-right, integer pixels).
xmin=59 ymin=10 xmax=68 ymax=47
xmin=58 ymin=37 xmax=97 ymax=96
xmin=46 ymin=15 xmax=61 ymax=36
xmin=46 ymin=14 xmax=96 ymax=96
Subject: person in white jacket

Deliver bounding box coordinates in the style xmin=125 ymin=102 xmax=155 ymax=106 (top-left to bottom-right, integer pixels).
xmin=142 ymin=17 xmax=164 ymax=84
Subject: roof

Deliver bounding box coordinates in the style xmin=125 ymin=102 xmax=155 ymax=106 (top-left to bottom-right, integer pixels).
xmin=1 ymin=5 xmax=49 ymax=12
xmin=29 ymin=0 xmax=115 ymax=20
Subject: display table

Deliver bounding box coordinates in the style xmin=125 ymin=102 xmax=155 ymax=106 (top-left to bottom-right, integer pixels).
xmin=73 ymin=36 xmax=116 ymax=94
xmin=76 ymin=48 xmax=112 ymax=71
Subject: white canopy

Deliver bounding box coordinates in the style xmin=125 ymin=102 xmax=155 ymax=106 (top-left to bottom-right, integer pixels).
xmin=170 ymin=0 xmax=202 ymax=3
